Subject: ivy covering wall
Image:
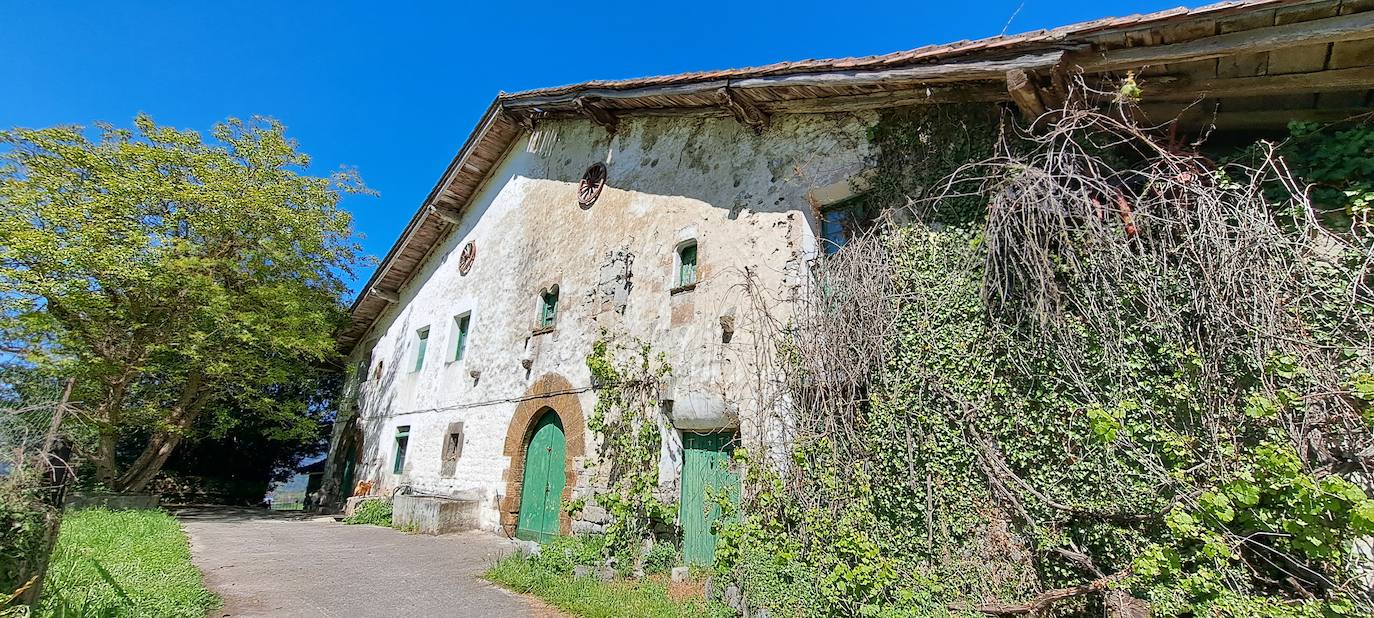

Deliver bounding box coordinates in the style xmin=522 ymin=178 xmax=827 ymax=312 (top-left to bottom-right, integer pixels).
xmin=723 ymin=103 xmax=1374 ymax=617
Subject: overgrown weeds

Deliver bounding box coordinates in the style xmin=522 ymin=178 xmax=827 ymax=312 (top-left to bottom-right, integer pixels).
xmin=485 ymin=535 xmax=727 ymax=618
xmin=342 ymin=498 xmax=392 ymax=526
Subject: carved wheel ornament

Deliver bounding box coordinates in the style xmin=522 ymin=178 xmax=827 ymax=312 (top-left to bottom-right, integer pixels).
xmin=577 ymin=162 xmax=607 ymax=208
xmin=458 ymin=241 xmax=476 ymax=276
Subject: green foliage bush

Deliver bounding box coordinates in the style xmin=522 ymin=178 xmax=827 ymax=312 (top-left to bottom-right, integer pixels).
xmin=641 ymin=542 xmax=678 ymax=576
xmin=486 ymin=534 xmax=726 ymax=618
xmin=536 ymin=534 xmax=606 ymax=574
xmin=0 ymin=471 xmax=53 ymax=602
xmin=342 ymin=499 xmax=392 ymax=526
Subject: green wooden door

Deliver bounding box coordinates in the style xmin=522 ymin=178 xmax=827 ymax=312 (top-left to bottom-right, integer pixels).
xmin=517 ymin=412 xmax=566 ymax=542
xmin=681 ymin=432 xmax=739 ymax=566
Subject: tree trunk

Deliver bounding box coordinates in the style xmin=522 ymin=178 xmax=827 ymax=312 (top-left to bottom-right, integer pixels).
xmin=115 ymin=427 xmax=190 ymax=493
xmin=94 ymin=427 xmax=119 ymax=488
xmin=113 ymin=371 xmax=208 ymax=493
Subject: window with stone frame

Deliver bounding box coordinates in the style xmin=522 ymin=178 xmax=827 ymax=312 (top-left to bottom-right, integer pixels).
xmin=538 ymin=286 xmax=559 ymax=329
xmin=392 ymin=426 xmax=411 ymax=474
xmin=676 ymin=240 xmax=698 ymax=288
xmin=451 ymin=312 xmax=471 ymax=362
xmin=440 ymin=421 xmax=464 ymax=477
xmin=413 ymin=327 xmax=430 ymax=372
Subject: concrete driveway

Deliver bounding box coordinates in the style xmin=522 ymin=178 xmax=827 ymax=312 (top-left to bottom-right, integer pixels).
xmin=177 ymin=507 xmax=561 ymax=617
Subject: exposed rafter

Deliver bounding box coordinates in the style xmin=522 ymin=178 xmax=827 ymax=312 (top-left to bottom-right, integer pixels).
xmin=573 ymin=97 xmax=618 ymax=133
xmin=369 ymin=288 xmax=400 ymax=304
xmin=427 ymin=205 xmax=462 ymax=225
xmin=1006 ymin=69 xmax=1048 ymax=122
xmin=716 ymin=87 xmax=770 ymax=133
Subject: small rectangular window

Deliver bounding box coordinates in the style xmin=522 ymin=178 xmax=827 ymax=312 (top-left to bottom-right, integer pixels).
xmin=677 ymin=242 xmax=698 ymax=287
xmin=451 ymin=313 xmax=471 ymax=362
xmin=413 ymin=327 xmax=430 ymax=372
xmin=439 ymin=422 xmax=464 ymax=477
xmin=393 ymin=426 xmax=411 ymax=474
xmin=821 ymin=209 xmax=849 ymax=255
xmin=539 ymin=289 xmax=559 ymax=329
xmin=820 ymin=196 xmax=875 ymax=256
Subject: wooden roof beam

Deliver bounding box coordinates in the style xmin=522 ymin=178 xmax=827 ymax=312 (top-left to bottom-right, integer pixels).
xmin=1071 ymin=10 xmax=1374 ymax=73
xmin=1141 ymin=65 xmax=1374 ymax=100
xmin=717 ymin=87 xmax=770 ymax=133
xmin=1006 ymin=69 xmax=1049 ymax=122
xmin=369 ymin=288 xmax=400 ymax=304
xmin=574 ymin=97 xmax=618 ymax=133
xmin=427 ymin=205 xmax=462 ymax=225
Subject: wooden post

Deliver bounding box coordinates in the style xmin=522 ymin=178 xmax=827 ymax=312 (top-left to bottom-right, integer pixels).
xmin=39 ymin=378 xmax=74 ymax=458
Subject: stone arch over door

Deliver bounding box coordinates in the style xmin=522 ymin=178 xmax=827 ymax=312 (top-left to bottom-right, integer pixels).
xmin=500 ymin=372 xmax=587 ymax=537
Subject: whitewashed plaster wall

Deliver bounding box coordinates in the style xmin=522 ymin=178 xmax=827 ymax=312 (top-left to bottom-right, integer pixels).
xmin=344 ymin=111 xmax=874 ymax=532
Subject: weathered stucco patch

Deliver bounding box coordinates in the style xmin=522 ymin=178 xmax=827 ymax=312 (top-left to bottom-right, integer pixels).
xmin=331 ymin=110 xmax=877 ymax=532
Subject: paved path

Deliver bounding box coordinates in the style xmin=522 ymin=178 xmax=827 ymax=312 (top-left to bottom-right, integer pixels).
xmin=177 ymin=507 xmax=560 ymax=618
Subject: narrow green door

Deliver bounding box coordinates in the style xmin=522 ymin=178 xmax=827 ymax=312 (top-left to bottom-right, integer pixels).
xmin=681 ymin=432 xmax=739 ymax=566
xmin=517 ymin=411 xmax=566 ymax=542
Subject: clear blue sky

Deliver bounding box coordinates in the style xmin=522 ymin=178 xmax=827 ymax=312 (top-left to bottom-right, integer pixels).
xmin=1 ymin=0 xmax=1184 ymax=293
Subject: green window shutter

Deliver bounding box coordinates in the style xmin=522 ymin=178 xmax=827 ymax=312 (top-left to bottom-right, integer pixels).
xmin=678 ymin=243 xmax=698 ymax=286
xmin=453 ymin=314 xmax=470 ymax=361
xmin=540 ymin=291 xmax=558 ymax=328
xmin=414 ymin=328 xmax=429 ymax=372
xmin=393 ymin=426 xmax=411 ymax=474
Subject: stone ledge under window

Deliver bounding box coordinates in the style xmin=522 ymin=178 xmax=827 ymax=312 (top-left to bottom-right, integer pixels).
xmin=670 ymin=282 xmax=697 ymax=295
xmin=531 ymin=326 xmax=555 ymax=336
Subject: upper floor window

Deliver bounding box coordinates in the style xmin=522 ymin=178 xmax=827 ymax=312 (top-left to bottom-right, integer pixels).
xmin=413 ymin=327 xmax=430 ymax=372
xmin=676 ymin=241 xmax=698 ymax=288
xmin=538 ymin=286 xmax=559 ymax=329
xmin=451 ymin=313 xmax=471 ymax=362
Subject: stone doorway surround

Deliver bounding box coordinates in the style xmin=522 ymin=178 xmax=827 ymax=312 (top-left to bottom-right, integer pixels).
xmin=499 ymin=372 xmax=587 ymax=537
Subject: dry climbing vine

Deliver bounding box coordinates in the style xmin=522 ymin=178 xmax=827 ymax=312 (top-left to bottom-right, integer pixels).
xmin=729 ymin=92 xmax=1374 ymax=617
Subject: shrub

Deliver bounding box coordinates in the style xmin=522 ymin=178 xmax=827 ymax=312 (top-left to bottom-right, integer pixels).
xmin=533 ymin=534 xmax=604 ymax=574
xmin=0 ymin=470 xmax=56 ymax=602
xmin=642 ymin=541 xmax=678 ymax=576
xmin=342 ymin=499 xmax=391 ymax=526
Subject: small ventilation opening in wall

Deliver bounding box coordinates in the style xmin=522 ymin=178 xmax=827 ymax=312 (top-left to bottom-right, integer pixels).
xmin=578 ymin=163 xmax=607 ymax=208
xmin=440 ymin=421 xmax=464 ymax=477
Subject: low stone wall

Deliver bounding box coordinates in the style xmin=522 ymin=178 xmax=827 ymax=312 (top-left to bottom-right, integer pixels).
xmin=391 ymin=495 xmax=480 ymax=535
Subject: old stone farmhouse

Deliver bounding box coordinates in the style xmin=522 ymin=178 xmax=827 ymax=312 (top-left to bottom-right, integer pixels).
xmin=320 ymin=0 xmax=1374 ymax=562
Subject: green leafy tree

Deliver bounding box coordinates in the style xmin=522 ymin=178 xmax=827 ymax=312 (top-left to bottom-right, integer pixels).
xmin=0 ymin=114 xmax=366 ymax=492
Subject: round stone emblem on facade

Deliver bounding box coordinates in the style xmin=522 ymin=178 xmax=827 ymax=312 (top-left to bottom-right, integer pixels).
xmin=577 ymin=163 xmax=607 ymax=208
xmin=458 ymin=241 xmax=476 ymax=276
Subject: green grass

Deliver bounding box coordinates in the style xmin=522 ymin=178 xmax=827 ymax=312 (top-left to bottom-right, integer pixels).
xmin=34 ymin=508 xmax=218 ymax=618
xmin=485 ymin=551 xmax=730 ymax=618
xmin=342 ymin=498 xmax=392 ymax=526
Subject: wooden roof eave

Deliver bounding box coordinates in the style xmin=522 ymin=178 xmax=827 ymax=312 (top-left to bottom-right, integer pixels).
xmin=341 ymin=100 xmax=511 ymax=349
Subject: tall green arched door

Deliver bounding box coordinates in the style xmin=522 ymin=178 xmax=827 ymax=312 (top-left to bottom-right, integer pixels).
xmin=516 ymin=411 xmax=566 ymax=542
